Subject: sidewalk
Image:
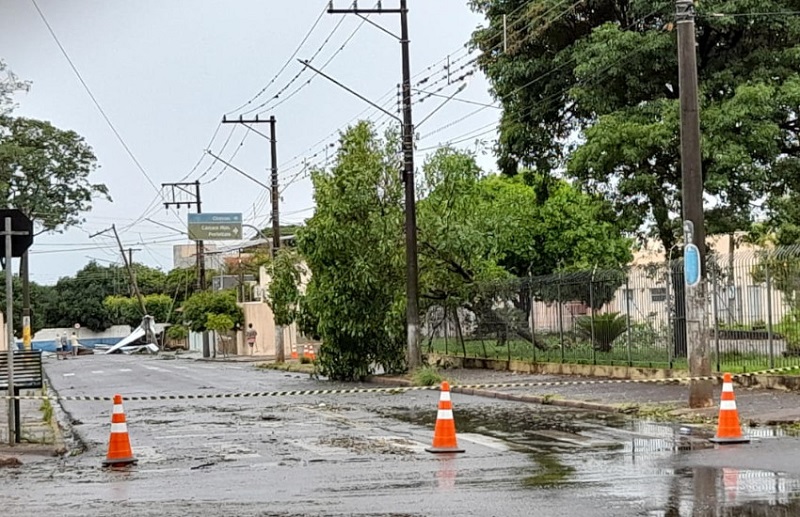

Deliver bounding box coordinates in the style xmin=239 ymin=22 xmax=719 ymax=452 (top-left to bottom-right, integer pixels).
xmin=0 ymin=389 xmax=65 ymax=464
xmin=166 ymin=350 xmax=276 ymax=363
xmin=371 ymin=368 xmax=800 ymax=426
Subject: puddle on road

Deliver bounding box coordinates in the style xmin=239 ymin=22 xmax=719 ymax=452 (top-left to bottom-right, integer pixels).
xmin=381 ymin=405 xmax=800 ymax=514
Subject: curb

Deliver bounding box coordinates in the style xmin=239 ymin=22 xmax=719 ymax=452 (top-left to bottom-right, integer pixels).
xmin=367 ymin=375 xmax=624 ymax=414
xmin=44 ymin=371 xmax=87 ymax=457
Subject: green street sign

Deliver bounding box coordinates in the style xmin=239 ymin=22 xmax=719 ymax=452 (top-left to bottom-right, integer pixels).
xmin=187 ymin=213 xmax=242 ymax=241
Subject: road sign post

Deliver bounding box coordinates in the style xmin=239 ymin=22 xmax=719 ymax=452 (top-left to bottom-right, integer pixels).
xmin=0 ymin=209 xmax=32 ymax=445
xmin=187 ymin=213 xmax=243 ymax=241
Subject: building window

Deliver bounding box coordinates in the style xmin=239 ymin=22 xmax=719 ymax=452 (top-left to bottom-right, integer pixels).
xmin=650 ymin=287 xmax=667 ymax=303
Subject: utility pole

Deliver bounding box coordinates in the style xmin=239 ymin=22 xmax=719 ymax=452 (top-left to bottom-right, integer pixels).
xmin=88 ymin=226 xmax=147 ymax=316
xmin=222 ymin=115 xmax=284 ymax=362
xmin=676 ymin=0 xmax=712 ymax=408
xmin=21 ymin=252 xmax=31 ymax=351
xmin=111 ymin=226 xmax=147 ymax=316
xmin=329 ymin=0 xmax=422 ymax=369
xmin=162 ymin=181 xmax=206 ymax=291
xmin=122 ymin=248 xmax=140 ymax=297
xmin=162 ymin=180 xmax=208 ymax=356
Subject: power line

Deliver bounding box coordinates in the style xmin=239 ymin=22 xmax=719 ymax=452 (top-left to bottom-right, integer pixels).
xmin=30 ymin=0 xmax=161 ymax=197
xmin=226 ymin=3 xmax=329 ymax=115
xmin=253 ymin=13 xmax=371 ymax=117
xmin=238 ymin=12 xmax=351 ymax=116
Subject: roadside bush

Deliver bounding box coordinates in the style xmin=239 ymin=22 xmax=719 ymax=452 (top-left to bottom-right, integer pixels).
xmin=777 ymin=309 xmax=800 ymax=356
xmin=576 ymin=312 xmax=627 ymax=352
xmin=412 ymin=365 xmax=445 ymax=386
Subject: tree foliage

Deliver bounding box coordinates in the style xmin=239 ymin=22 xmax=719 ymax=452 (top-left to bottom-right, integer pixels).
xmin=266 ymin=248 xmax=303 ymax=327
xmin=0 ymin=116 xmax=109 ymax=232
xmin=0 ymin=59 xmax=28 ymax=115
xmin=104 ymin=294 xmax=174 ymax=327
xmin=41 ymin=262 xmax=168 ymax=332
xmin=470 ymin=0 xmax=800 ymax=253
xmin=0 ymin=275 xmax=53 ymax=337
xmin=298 ymin=122 xmax=406 ymax=381
xmin=417 ymin=148 xmax=632 ymax=313
xmin=179 ymin=290 xmax=243 ymax=333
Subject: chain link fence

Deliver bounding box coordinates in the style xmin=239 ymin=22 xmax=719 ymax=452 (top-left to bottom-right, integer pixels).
xmin=421 ymin=246 xmax=800 ymax=373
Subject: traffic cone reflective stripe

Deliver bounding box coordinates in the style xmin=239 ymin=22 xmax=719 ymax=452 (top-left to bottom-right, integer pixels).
xmin=426 ymin=381 xmax=464 ymax=454
xmin=102 ymin=394 xmax=138 ymax=467
xmin=709 ymin=373 xmax=750 ymax=444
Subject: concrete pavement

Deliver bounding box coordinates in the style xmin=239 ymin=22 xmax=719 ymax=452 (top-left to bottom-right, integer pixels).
xmin=4 ymin=352 xmax=800 ymax=467
xmin=371 ymin=367 xmax=800 ymax=427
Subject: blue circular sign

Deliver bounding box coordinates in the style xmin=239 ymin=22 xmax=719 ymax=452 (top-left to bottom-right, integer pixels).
xmin=684 ymin=244 xmax=700 ymax=287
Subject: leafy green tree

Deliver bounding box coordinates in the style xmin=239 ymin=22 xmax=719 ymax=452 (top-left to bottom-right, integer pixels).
xmin=0 ymin=116 xmax=109 ymax=232
xmin=298 ymin=122 xmax=406 ymax=380
xmin=417 ymin=148 xmax=631 ymax=345
xmin=166 ymin=324 xmax=188 ymax=341
xmin=131 ymin=264 xmax=168 ymax=296
xmin=179 ymin=290 xmax=243 ymax=333
xmin=45 ymin=262 xmax=117 ymax=331
xmin=206 ymin=313 xmax=236 ymax=356
xmin=104 ymin=294 xmax=174 ymax=327
xmin=0 ymin=275 xmax=54 ymax=337
xmin=1 ymin=61 xmax=109 ymax=232
xmin=164 ymin=266 xmax=202 ymax=305
xmin=470 ymin=0 xmax=800 ymax=253
xmin=266 ymin=248 xmax=303 ymax=327
xmin=0 ymin=59 xmax=28 ymax=115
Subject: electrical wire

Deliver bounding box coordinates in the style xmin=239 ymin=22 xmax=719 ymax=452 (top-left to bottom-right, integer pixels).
xmin=238 ymin=13 xmax=351 ymax=116
xmin=226 ymin=3 xmax=329 ymax=115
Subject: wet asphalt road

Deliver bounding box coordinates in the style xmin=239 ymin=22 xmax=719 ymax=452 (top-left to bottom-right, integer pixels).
xmin=1 ymin=355 xmax=799 ymax=517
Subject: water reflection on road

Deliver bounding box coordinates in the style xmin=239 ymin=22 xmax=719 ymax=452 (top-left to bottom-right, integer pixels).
xmin=384 ymin=405 xmax=800 ymax=516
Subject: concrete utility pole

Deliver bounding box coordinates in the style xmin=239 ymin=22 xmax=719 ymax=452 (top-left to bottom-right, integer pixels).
xmin=162 ymin=181 xmax=206 ymax=291
xmin=162 ymin=180 xmax=209 ymax=357
xmin=222 ymin=115 xmax=284 ymax=362
xmin=111 ymin=226 xmax=147 ymax=316
xmin=329 ymin=0 xmax=422 ymax=369
xmin=676 ymin=0 xmax=713 ymax=408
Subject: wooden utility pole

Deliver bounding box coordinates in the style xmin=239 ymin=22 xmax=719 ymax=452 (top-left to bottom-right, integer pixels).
xmin=676 ymin=0 xmax=713 ymax=408
xmin=162 ymin=181 xmax=206 ymax=291
xmin=221 ymin=114 xmax=283 ymax=362
xmin=329 ymin=0 xmax=421 ymax=369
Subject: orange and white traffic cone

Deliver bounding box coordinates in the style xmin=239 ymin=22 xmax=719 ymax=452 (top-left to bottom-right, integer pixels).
xmin=722 ymin=467 xmax=739 ymax=503
xmin=102 ymin=394 xmax=138 ymax=467
xmin=709 ymin=373 xmax=750 ymax=444
xmin=426 ymin=381 xmax=465 ymax=454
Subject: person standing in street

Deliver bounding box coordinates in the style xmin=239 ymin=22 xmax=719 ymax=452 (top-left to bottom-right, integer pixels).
xmin=55 ymin=333 xmax=64 ymax=360
xmin=70 ymin=332 xmax=80 ymax=357
xmin=245 ymin=324 xmax=257 ymax=356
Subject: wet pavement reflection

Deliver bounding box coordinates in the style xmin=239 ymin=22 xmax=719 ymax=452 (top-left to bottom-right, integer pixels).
xmin=383 ymin=405 xmax=800 ymax=516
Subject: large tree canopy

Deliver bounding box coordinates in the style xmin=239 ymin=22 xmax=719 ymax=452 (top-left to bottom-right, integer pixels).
xmin=470 ymin=0 xmax=800 ymax=252
xmin=0 ymin=59 xmax=108 ymax=233
xmin=417 ymin=148 xmax=631 ymax=297
xmin=0 ymin=116 xmax=109 ymax=232
xmin=298 ymin=122 xmax=406 ymax=381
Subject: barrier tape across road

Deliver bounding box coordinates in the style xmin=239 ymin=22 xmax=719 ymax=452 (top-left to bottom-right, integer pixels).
xmin=1 ymin=364 xmax=799 ymax=402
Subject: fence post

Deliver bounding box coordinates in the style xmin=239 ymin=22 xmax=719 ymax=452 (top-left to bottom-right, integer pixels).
xmin=589 ymin=271 xmax=597 ymax=365
xmin=529 ymin=280 xmax=537 ymax=365
xmin=766 ymin=261 xmax=775 ymax=369
xmin=444 ymin=305 xmax=448 ymax=356
xmin=712 ymin=266 xmax=721 ymax=372
xmin=665 ymin=261 xmax=674 ymax=369
xmin=625 ymin=275 xmax=632 ymax=367
xmin=558 ymin=273 xmax=565 ymax=363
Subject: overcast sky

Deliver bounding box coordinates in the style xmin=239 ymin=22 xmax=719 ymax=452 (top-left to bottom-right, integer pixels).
xmin=1 ymin=0 xmax=500 ymax=284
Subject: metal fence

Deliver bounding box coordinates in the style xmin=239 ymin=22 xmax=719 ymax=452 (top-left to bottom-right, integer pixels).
xmin=421 ymin=246 xmax=800 ymax=373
